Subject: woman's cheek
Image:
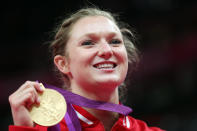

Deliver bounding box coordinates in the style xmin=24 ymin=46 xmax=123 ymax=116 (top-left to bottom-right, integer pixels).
xmin=115 ymin=49 xmax=128 ymax=63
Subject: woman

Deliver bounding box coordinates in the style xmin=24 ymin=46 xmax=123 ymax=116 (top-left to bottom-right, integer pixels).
xmin=9 ymin=8 xmax=164 ymax=131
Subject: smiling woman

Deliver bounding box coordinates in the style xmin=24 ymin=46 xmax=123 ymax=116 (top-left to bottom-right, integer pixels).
xmin=8 ymin=7 xmax=165 ymax=131
xmin=57 ymin=16 xmax=129 ymax=99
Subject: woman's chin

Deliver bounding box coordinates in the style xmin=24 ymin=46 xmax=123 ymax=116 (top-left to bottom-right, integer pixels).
xmin=95 ymin=78 xmax=122 ymax=88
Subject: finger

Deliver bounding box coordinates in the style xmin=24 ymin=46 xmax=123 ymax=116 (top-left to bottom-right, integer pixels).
xmin=26 ymin=95 xmax=36 ymax=110
xmin=17 ymin=81 xmax=43 ymax=101
xmin=21 ymin=86 xmax=41 ymax=105
xmin=10 ymin=89 xmax=36 ymax=110
xmin=33 ymin=82 xmax=45 ymax=93
xmin=23 ymin=93 xmax=36 ymax=109
xmin=32 ymin=82 xmax=44 ymax=104
xmin=15 ymin=81 xmax=34 ymax=94
xmin=17 ymin=81 xmax=44 ymax=93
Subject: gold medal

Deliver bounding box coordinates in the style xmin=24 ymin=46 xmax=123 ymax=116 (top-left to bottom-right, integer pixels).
xmin=29 ymin=83 xmax=67 ymax=126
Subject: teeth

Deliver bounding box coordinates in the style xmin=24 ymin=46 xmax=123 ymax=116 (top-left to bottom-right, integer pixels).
xmin=96 ymin=64 xmax=114 ymax=69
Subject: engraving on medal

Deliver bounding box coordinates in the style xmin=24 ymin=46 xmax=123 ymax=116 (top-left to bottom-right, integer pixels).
xmin=29 ymin=84 xmax=67 ymax=126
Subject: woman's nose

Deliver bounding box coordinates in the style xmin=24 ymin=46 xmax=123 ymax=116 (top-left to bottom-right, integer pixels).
xmin=97 ymin=42 xmax=113 ymax=59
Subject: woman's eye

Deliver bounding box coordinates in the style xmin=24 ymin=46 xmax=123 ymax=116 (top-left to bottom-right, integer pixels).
xmin=81 ymin=40 xmax=94 ymax=46
xmin=110 ymin=39 xmax=121 ymax=44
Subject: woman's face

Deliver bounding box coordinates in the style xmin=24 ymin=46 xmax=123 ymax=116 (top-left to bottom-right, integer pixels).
xmin=65 ymin=16 xmax=128 ymax=90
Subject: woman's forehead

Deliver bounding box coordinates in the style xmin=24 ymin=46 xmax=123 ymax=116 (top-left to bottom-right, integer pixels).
xmin=69 ymin=16 xmax=121 ymax=38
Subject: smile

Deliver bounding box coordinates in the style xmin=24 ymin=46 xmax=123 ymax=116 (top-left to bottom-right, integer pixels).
xmin=93 ymin=62 xmax=117 ymax=69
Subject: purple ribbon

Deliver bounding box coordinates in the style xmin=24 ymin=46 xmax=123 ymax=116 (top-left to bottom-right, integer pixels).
xmin=44 ymin=83 xmax=132 ymax=131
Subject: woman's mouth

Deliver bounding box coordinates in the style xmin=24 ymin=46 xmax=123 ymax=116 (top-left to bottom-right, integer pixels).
xmin=93 ymin=62 xmax=117 ymax=69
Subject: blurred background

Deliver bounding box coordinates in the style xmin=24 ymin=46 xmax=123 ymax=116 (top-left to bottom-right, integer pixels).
xmin=1 ymin=0 xmax=197 ymax=131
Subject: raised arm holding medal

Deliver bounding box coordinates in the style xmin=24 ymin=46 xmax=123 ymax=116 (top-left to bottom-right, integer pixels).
xmin=8 ymin=7 xmax=165 ymax=131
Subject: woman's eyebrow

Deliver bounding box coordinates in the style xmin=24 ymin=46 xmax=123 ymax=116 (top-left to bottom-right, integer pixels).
xmin=83 ymin=32 xmax=120 ymax=39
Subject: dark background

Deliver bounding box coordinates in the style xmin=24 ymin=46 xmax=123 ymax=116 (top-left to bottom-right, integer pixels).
xmin=1 ymin=0 xmax=197 ymax=131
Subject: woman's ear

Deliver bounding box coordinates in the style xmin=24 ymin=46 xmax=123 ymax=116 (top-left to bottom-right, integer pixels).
xmin=54 ymin=55 xmax=70 ymax=74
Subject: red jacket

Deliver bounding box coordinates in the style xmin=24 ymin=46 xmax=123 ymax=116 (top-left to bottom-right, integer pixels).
xmin=9 ymin=105 xmax=165 ymax=131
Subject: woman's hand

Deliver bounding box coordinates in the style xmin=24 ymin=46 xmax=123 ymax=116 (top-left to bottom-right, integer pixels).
xmin=8 ymin=81 xmax=44 ymax=127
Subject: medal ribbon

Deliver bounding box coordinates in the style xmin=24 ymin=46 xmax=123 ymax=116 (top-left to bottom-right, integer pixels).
xmin=44 ymin=83 xmax=132 ymax=131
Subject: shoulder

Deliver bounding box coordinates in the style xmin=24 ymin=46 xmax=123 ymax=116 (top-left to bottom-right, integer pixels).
xmin=127 ymin=116 xmax=165 ymax=131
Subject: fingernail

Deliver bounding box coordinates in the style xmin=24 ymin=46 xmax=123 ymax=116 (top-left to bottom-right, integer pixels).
xmin=37 ymin=97 xmax=40 ymax=103
xmin=39 ymin=83 xmax=45 ymax=91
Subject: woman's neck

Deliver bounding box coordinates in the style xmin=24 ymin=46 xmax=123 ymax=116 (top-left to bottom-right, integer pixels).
xmin=70 ymin=81 xmax=119 ymax=103
xmin=70 ymin=82 xmax=120 ymax=130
